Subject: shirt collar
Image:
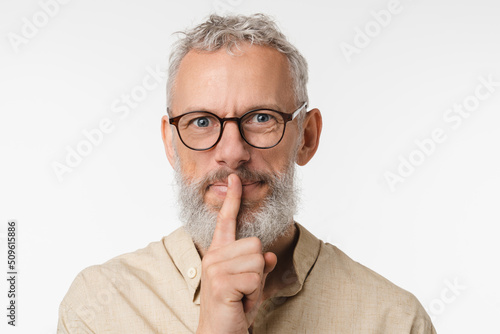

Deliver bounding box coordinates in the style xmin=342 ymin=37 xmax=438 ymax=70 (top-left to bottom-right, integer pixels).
xmin=162 ymin=227 xmax=202 ymax=304
xmin=273 ymin=222 xmax=322 ymax=298
xmin=163 ymin=222 xmax=321 ymax=304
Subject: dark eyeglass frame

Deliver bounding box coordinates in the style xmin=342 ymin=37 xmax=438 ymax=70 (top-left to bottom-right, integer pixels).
xmin=168 ymin=101 xmax=307 ymax=151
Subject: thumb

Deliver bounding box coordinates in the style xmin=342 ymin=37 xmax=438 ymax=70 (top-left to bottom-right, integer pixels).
xmin=263 ymin=252 xmax=277 ymax=276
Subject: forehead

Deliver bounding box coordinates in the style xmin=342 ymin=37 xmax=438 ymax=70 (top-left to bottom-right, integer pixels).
xmin=171 ymin=43 xmax=294 ymax=115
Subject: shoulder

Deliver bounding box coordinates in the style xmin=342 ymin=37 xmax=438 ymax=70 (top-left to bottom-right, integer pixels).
xmin=314 ymin=242 xmax=435 ymax=332
xmin=294 ymin=223 xmax=434 ymax=332
xmin=318 ymin=243 xmax=408 ymax=294
xmin=58 ymin=227 xmax=201 ymax=332
xmin=60 ymin=228 xmax=188 ymax=309
xmin=61 ymin=239 xmax=160 ymax=301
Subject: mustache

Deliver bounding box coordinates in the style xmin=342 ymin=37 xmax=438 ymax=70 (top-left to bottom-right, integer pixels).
xmin=187 ymin=166 xmax=280 ymax=195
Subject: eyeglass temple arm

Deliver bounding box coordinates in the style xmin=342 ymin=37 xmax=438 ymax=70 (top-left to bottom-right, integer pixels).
xmin=291 ymin=101 xmax=308 ymax=120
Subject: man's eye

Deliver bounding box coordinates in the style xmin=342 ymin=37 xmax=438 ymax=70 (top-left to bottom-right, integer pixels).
xmin=252 ymin=113 xmax=272 ymax=123
xmin=193 ymin=117 xmax=211 ymax=127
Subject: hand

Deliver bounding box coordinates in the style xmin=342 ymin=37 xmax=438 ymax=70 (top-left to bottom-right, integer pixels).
xmin=196 ymin=174 xmax=277 ymax=334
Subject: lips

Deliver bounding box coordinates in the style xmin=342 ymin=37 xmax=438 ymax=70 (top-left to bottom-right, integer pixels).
xmin=206 ymin=180 xmax=264 ymax=196
xmin=209 ymin=180 xmax=261 ymax=187
xmin=242 ymin=181 xmax=260 ymax=187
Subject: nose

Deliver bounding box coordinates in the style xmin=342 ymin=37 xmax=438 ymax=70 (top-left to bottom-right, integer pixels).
xmin=214 ymin=121 xmax=251 ymax=169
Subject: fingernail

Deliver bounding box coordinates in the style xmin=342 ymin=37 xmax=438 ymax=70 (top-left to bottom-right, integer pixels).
xmin=228 ymin=175 xmax=232 ymax=187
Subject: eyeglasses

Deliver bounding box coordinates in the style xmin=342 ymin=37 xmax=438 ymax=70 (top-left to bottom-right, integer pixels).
xmin=168 ymin=102 xmax=307 ymax=151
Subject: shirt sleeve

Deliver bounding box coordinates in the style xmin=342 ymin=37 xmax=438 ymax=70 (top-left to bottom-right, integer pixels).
xmin=410 ymin=316 xmax=437 ymax=334
xmin=57 ymin=267 xmax=101 ymax=333
xmin=57 ymin=302 xmax=96 ymax=334
xmin=409 ymin=299 xmax=437 ymax=334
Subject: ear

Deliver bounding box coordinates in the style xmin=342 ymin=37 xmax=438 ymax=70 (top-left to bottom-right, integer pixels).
xmin=296 ymin=108 xmax=322 ymax=166
xmin=161 ymin=115 xmax=176 ymax=168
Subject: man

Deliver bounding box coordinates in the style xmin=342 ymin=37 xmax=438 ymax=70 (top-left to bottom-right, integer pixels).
xmin=58 ymin=13 xmax=436 ymax=333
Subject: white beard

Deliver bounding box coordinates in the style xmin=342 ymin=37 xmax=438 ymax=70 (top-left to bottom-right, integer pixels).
xmin=174 ymin=159 xmax=299 ymax=252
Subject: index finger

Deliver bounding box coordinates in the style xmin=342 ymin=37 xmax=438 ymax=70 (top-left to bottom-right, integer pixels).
xmin=209 ymin=174 xmax=242 ymax=250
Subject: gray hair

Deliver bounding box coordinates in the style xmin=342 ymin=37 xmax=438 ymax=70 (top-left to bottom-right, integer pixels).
xmin=167 ymin=13 xmax=309 ymax=113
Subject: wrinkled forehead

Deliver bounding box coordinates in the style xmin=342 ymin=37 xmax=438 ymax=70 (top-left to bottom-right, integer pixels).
xmin=171 ymin=43 xmax=295 ymax=117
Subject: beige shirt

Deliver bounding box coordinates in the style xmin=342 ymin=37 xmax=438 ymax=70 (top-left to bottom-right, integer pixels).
xmin=58 ymin=223 xmax=436 ymax=333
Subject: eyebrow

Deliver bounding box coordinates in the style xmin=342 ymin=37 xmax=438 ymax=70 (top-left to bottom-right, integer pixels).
xmin=182 ymin=103 xmax=284 ymax=114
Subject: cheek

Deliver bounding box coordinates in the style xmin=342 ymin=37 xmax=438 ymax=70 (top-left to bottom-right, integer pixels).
xmin=260 ymin=144 xmax=297 ymax=172
xmin=270 ymin=127 xmax=300 ymax=164
xmin=176 ymin=146 xmax=213 ymax=179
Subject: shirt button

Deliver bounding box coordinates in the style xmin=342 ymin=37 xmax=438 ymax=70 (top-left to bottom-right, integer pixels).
xmin=187 ymin=267 xmax=197 ymax=279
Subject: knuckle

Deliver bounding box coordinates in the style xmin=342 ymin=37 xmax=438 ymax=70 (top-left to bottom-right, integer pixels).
xmin=201 ymin=254 xmax=214 ymax=269
xmin=248 ymin=237 xmax=262 ymax=252
xmin=205 ymin=263 xmax=220 ymax=278
xmin=216 ymin=211 xmax=233 ymax=225
xmin=248 ymin=272 xmax=262 ymax=286
xmin=254 ymin=254 xmax=265 ymax=269
xmin=216 ymin=211 xmax=226 ymax=222
xmin=210 ymin=278 xmax=225 ymax=296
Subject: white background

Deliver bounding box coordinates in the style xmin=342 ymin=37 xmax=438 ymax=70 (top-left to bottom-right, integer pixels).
xmin=1 ymin=0 xmax=499 ymax=333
